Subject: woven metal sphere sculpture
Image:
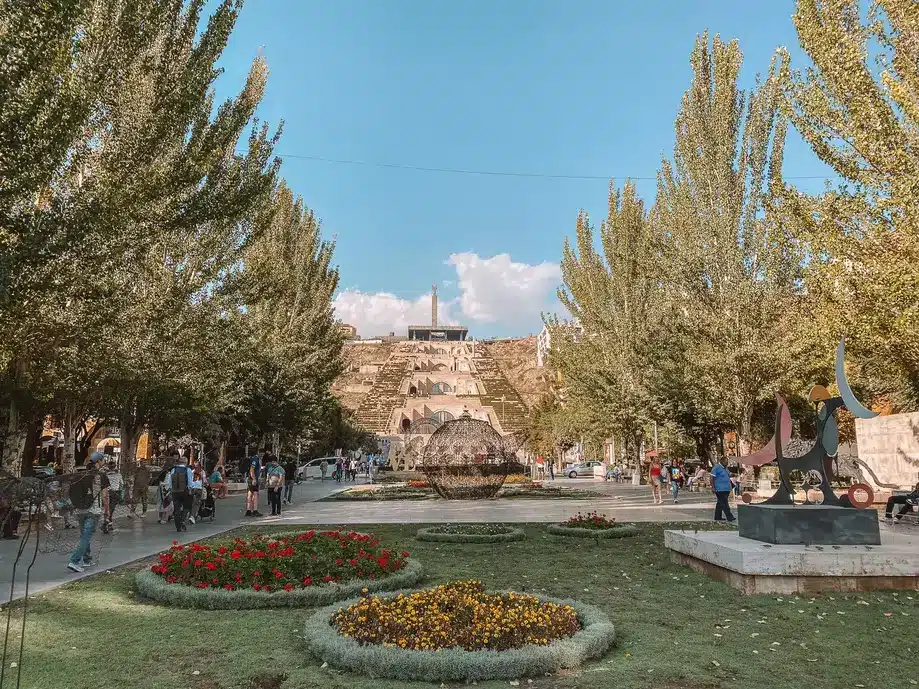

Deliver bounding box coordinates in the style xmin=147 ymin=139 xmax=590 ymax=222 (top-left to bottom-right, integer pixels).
xmin=421 ymin=413 xmax=513 ymax=499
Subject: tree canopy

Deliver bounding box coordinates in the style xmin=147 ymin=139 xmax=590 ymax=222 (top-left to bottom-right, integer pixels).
xmin=541 ymin=14 xmax=917 ymax=465
xmin=0 ymin=0 xmax=350 ymax=473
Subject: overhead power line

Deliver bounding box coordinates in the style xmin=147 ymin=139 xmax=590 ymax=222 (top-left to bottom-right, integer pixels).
xmin=270 ymin=151 xmax=832 ymax=182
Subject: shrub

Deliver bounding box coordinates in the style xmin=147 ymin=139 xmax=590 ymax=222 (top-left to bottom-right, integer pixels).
xmin=135 ymin=558 xmax=423 ymax=609
xmin=325 ymin=486 xmax=434 ymax=501
xmin=415 ymin=524 xmax=526 ymax=543
xmin=136 ymin=530 xmax=423 ymax=608
xmin=564 ymin=511 xmax=618 ymax=530
xmin=547 ymin=521 xmax=638 ymax=539
xmin=303 ymin=586 xmax=616 ymax=682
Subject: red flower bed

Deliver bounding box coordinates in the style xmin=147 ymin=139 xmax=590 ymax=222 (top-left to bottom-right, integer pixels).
xmin=149 ymin=530 xmax=410 ymax=592
xmin=564 ymin=511 xmax=617 ymax=530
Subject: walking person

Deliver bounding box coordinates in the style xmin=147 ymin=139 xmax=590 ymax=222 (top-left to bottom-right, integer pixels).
xmin=649 ymin=459 xmax=664 ymax=504
xmin=246 ymin=454 xmax=263 ymax=517
xmin=548 ymin=461 xmax=555 ymax=481
xmin=266 ymin=455 xmax=285 ymax=516
xmin=348 ymin=457 xmax=357 ymax=482
xmin=669 ymin=462 xmax=684 ymax=504
xmin=103 ymin=460 xmax=123 ymax=533
xmin=283 ymin=457 xmax=296 ymax=504
xmin=129 ymin=461 xmax=151 ymax=519
xmin=67 ymin=452 xmax=110 ymax=573
xmin=167 ymin=456 xmax=194 ymax=532
xmin=156 ymin=465 xmax=173 ymax=524
xmin=187 ymin=459 xmax=207 ymax=525
xmin=319 ymin=459 xmax=327 ymax=481
xmin=711 ymin=458 xmax=736 ymax=523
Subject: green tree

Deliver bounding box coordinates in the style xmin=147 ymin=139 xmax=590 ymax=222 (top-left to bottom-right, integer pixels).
xmin=552 ymin=181 xmax=660 ymax=473
xmin=778 ymin=0 xmax=919 ymax=409
xmin=227 ymin=183 xmax=343 ymax=452
xmin=654 ymin=32 xmax=810 ymax=455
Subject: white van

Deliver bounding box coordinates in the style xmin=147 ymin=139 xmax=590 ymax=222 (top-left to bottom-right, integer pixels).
xmin=297 ymin=457 xmax=338 ymax=480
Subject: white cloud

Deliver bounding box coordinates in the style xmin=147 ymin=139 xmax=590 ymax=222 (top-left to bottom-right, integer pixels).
xmin=333 ymin=290 xmax=457 ymax=339
xmin=334 ymin=252 xmax=560 ymax=338
xmin=448 ymin=252 xmax=561 ymax=327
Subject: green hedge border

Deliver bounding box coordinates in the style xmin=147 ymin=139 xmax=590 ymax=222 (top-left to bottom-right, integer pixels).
xmin=415 ymin=526 xmax=526 ymax=543
xmin=135 ymin=556 xmax=423 ymax=610
xmin=546 ymin=523 xmax=638 ymax=539
xmin=302 ymin=589 xmax=616 ymax=682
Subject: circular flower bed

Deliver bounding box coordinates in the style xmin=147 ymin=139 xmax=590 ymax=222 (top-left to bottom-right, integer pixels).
xmin=547 ymin=512 xmax=638 ymax=539
xmin=303 ymin=581 xmax=616 ymax=682
xmin=415 ymin=524 xmax=526 ymax=543
xmin=135 ymin=530 xmax=423 ymax=609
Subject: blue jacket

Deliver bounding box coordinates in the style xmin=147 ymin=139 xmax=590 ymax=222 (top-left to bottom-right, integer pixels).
xmin=711 ymin=463 xmax=733 ymax=492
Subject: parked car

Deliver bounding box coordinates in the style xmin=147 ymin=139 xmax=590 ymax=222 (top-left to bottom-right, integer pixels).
xmin=566 ymin=461 xmax=603 ymax=479
xmin=297 ymin=457 xmax=338 ymax=480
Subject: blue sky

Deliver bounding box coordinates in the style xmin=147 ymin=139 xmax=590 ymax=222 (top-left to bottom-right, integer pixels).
xmin=214 ymin=0 xmax=834 ymax=338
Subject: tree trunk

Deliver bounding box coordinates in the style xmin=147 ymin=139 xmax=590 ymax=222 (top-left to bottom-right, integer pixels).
xmin=738 ymin=404 xmax=753 ymax=457
xmin=62 ymin=403 xmax=78 ymax=473
xmin=119 ymin=418 xmax=144 ymax=468
xmin=2 ymin=398 xmax=28 ymax=475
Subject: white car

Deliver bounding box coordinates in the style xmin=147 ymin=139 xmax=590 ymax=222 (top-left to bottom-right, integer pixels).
xmin=297 ymin=457 xmax=338 ymax=480
xmin=566 ymin=461 xmax=603 ymax=479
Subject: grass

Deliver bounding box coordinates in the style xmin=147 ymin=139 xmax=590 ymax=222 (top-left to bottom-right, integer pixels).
xmin=5 ymin=522 xmax=918 ymax=689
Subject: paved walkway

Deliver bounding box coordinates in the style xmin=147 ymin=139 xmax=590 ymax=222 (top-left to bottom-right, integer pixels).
xmin=1 ymin=480 xmax=715 ymax=600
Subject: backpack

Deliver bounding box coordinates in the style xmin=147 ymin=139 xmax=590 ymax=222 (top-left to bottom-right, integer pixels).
xmin=69 ymin=472 xmax=97 ymax=511
xmin=171 ymin=465 xmax=190 ymax=495
xmin=267 ymin=468 xmax=281 ymax=488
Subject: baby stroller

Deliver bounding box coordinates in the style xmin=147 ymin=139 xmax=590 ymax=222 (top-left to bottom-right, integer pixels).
xmin=197 ymin=485 xmax=216 ymax=522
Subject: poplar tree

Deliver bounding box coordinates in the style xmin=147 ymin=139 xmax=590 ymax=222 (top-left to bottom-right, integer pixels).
xmin=779 ymin=0 xmax=919 ymax=408
xmin=552 ymin=182 xmax=660 ymax=471
xmin=654 ymin=32 xmax=808 ymax=455
xmin=228 ymin=183 xmax=344 ymax=450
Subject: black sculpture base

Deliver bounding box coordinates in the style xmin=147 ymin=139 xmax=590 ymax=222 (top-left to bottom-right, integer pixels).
xmin=738 ymin=504 xmax=881 ymax=546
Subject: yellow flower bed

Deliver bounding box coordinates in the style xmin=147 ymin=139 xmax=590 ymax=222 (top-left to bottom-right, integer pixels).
xmin=504 ymin=473 xmax=531 ymax=484
xmin=333 ymin=581 xmax=581 ymax=652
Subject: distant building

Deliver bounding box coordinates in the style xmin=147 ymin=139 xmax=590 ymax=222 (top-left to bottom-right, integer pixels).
xmin=407 ymin=284 xmax=468 ymax=341
xmin=536 ymin=321 xmax=582 ymax=367
xmin=408 ymin=325 xmax=468 ymax=341
xmin=339 ymin=323 xmax=357 ymax=339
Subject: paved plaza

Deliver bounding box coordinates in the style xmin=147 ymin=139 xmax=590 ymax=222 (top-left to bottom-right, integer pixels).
xmin=1 ymin=479 xmax=716 ymax=600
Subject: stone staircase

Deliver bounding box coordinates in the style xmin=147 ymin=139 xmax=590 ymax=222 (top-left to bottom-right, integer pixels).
xmin=473 ymin=346 xmax=529 ymax=432
xmin=354 ymin=355 xmax=408 ymax=433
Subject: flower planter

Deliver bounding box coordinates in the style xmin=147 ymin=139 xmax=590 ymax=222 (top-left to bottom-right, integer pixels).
xmin=302 ymin=585 xmax=616 ymax=682
xmin=135 ymin=530 xmax=423 ymax=609
xmin=546 ymin=523 xmax=638 ymax=539
xmin=415 ymin=524 xmax=526 ymax=543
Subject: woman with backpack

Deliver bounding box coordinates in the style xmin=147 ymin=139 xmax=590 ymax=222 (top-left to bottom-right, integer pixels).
xmin=265 ymin=455 xmax=285 ymax=516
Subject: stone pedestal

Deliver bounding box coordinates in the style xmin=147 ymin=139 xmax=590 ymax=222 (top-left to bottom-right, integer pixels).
xmin=738 ymin=504 xmax=881 ymax=546
xmin=665 ymin=529 xmax=919 ymax=595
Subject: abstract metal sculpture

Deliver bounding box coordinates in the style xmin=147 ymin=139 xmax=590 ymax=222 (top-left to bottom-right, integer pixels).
xmin=421 ymin=412 xmax=513 ymax=499
xmin=741 ymin=336 xmax=878 ymax=507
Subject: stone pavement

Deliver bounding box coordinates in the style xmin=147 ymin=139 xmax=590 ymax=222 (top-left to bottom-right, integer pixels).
xmin=0 ymin=479 xmax=715 ymax=600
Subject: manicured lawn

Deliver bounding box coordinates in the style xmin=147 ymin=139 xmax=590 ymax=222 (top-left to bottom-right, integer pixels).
xmin=7 ymin=523 xmax=917 ymax=689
